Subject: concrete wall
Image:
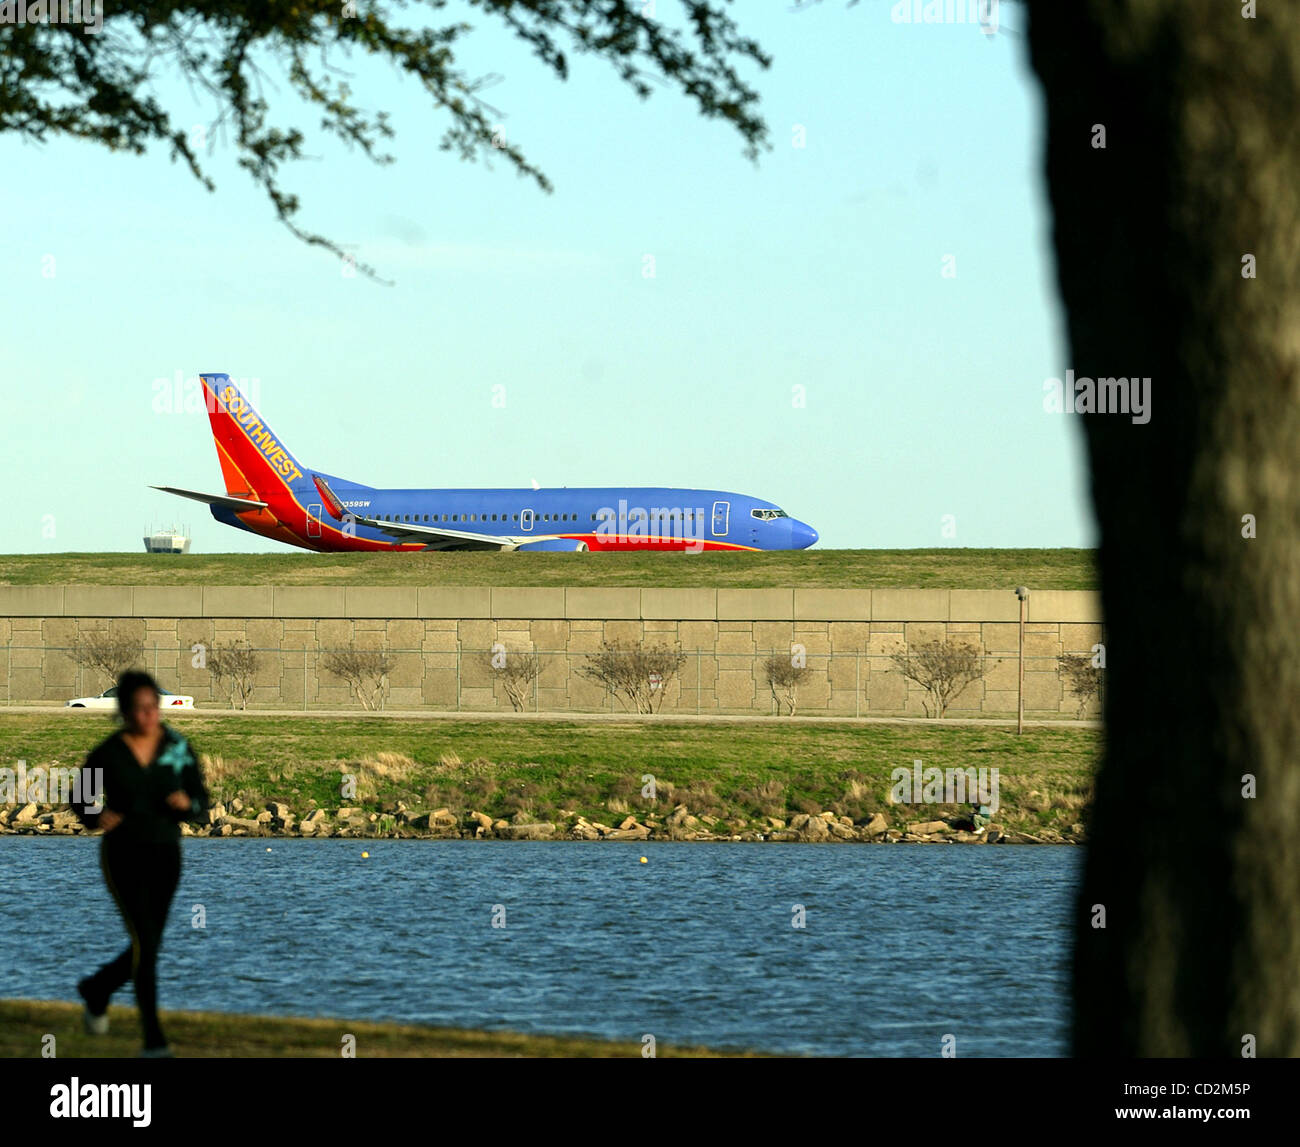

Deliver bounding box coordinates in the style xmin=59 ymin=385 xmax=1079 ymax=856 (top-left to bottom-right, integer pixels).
xmin=0 ymin=586 xmax=1104 ymax=717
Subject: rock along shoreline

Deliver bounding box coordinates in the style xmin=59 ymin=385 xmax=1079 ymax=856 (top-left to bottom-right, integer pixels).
xmin=0 ymin=799 xmax=1082 ymax=845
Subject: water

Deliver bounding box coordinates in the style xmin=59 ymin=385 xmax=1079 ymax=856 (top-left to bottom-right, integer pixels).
xmin=0 ymin=838 xmax=1081 ymax=1056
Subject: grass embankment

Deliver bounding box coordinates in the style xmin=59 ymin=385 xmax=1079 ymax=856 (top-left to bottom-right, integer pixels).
xmin=0 ymin=713 xmax=1096 ymax=840
xmin=0 ymin=548 xmax=1097 ymax=588
xmin=0 ymin=1000 xmax=738 ymax=1058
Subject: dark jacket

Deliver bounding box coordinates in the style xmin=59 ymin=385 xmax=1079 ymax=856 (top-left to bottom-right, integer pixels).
xmin=74 ymin=724 xmax=210 ymax=845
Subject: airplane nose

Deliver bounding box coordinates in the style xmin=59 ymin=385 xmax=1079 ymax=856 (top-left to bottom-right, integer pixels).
xmin=792 ymin=520 xmax=818 ymax=549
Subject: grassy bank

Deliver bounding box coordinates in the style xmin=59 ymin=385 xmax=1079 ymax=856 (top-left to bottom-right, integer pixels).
xmin=0 ymin=712 xmax=1096 ymax=840
xmin=0 ymin=1000 xmax=740 ymax=1058
xmin=0 ymin=548 xmax=1097 ymax=588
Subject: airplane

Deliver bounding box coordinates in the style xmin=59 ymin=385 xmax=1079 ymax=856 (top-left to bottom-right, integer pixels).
xmin=152 ymin=374 xmax=820 ymax=553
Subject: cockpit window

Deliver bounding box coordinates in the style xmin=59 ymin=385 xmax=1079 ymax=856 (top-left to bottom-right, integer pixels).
xmin=750 ymin=508 xmax=789 ymax=521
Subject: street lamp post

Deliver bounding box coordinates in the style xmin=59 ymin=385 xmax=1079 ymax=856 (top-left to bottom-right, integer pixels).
xmin=1014 ymin=586 xmax=1030 ymax=735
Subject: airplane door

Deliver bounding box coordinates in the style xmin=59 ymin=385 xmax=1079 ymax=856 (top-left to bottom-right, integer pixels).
xmin=307 ymin=503 xmax=323 ymax=538
xmin=521 ymin=509 xmax=535 ymax=532
xmin=711 ymin=500 xmax=729 ymax=536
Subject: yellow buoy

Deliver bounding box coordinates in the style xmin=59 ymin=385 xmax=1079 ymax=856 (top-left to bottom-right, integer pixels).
xmin=640 ymin=856 xmax=647 ymax=863
xmin=361 ymin=851 xmax=370 ymax=858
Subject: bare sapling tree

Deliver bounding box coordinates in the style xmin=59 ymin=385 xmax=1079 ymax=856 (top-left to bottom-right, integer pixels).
xmin=890 ymin=640 xmax=987 ymax=718
xmin=578 ymin=641 xmax=687 ymax=714
xmin=70 ymin=629 xmax=145 ymax=691
xmin=208 ymin=641 xmax=261 ymax=710
xmin=763 ymin=652 xmax=810 ymax=716
xmin=1058 ymin=653 xmax=1103 ymax=719
xmin=487 ymin=649 xmax=545 ymax=712
xmin=322 ymin=647 xmax=394 ymax=711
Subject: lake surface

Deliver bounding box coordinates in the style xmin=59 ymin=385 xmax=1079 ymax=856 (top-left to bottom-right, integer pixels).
xmin=0 ymin=838 xmax=1081 ymax=1056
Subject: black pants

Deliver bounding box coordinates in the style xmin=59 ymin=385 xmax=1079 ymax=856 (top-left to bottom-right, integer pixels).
xmin=83 ymin=838 xmax=181 ymax=1048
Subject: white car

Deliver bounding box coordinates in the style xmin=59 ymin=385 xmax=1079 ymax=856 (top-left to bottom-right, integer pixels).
xmin=66 ymin=686 xmax=195 ymax=710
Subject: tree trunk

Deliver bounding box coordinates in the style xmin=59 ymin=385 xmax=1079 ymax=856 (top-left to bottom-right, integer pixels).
xmin=1027 ymin=1 xmax=1300 ymax=1055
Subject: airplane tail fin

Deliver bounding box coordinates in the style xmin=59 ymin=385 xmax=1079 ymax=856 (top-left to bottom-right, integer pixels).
xmin=199 ymin=374 xmax=309 ymax=500
xmin=198 ymin=373 xmax=369 ymax=500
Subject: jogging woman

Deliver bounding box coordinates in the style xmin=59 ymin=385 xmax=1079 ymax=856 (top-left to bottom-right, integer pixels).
xmin=72 ymin=670 xmax=209 ymax=1057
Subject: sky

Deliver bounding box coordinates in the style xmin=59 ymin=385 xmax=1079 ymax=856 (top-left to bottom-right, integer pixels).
xmin=0 ymin=1 xmax=1094 ymax=553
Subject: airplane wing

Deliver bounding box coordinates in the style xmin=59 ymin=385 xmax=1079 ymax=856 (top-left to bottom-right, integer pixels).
xmin=350 ymin=513 xmax=532 ymax=552
xmin=151 ymin=486 xmax=269 ymax=513
xmin=311 ymin=474 xmax=538 ymax=552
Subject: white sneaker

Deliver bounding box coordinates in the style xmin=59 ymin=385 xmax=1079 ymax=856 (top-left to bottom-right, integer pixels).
xmin=83 ymin=1006 xmax=109 ymax=1036
xmin=77 ymin=978 xmax=109 ymax=1034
